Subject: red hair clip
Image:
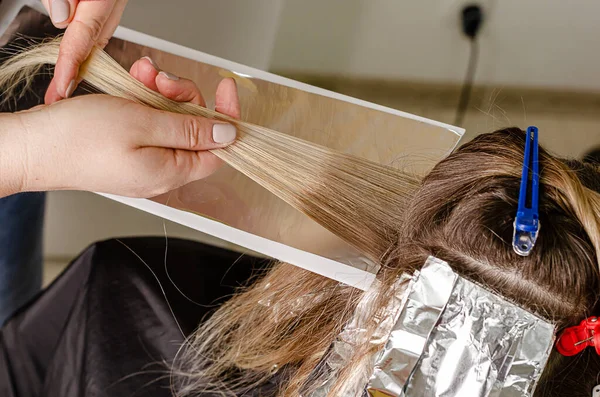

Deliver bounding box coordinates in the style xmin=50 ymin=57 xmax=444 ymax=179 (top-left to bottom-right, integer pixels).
xmin=556 ymin=317 xmax=600 ymax=356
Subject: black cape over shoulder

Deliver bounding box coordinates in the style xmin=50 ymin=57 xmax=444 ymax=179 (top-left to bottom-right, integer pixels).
xmin=0 ymin=237 xmax=272 ymax=397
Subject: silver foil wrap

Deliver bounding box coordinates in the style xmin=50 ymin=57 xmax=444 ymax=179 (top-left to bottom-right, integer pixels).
xmin=312 ymin=275 xmax=413 ymax=397
xmin=367 ymin=256 xmax=556 ymax=397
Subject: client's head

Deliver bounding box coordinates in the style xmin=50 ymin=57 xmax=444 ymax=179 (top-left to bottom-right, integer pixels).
xmin=177 ymin=127 xmax=600 ymax=396
xmin=395 ymin=127 xmax=600 ymax=326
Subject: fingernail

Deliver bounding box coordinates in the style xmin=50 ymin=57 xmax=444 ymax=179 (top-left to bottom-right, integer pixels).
xmin=141 ymin=56 xmax=159 ymax=70
xmin=51 ymin=0 xmax=70 ymax=24
xmin=65 ymin=79 xmax=76 ymax=98
xmin=212 ymin=123 xmax=237 ymax=144
xmin=159 ymin=71 xmax=179 ymax=81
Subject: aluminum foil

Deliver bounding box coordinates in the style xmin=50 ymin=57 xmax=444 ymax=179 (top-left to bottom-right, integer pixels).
xmin=311 ymin=275 xmax=413 ymax=397
xmin=367 ymin=256 xmax=556 ymax=397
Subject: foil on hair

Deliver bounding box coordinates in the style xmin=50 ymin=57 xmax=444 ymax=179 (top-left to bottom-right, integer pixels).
xmin=366 ymin=256 xmax=556 ymax=397
xmin=312 ymin=275 xmax=413 ymax=397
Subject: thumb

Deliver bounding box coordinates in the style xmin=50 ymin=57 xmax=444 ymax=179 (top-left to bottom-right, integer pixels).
xmin=140 ymin=112 xmax=238 ymax=189
xmin=143 ymin=111 xmax=238 ymax=151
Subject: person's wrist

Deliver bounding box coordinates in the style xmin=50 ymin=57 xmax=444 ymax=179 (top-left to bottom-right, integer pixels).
xmin=0 ymin=113 xmax=28 ymax=197
xmin=18 ymin=108 xmax=60 ymax=193
xmin=0 ymin=108 xmax=56 ymax=197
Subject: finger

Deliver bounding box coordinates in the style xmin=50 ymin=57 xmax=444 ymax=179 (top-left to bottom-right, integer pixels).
xmin=96 ymin=0 xmax=128 ymax=50
xmin=129 ymin=57 xmax=160 ymax=91
xmin=215 ymin=78 xmax=241 ymax=119
xmin=155 ymin=72 xmax=206 ymax=106
xmin=44 ymin=0 xmax=78 ymax=28
xmin=44 ymin=78 xmax=63 ymax=105
xmin=144 ymin=112 xmax=237 ymax=151
xmin=53 ymin=0 xmax=116 ymax=98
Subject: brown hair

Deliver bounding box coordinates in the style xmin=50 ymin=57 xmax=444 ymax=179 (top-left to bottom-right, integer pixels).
xmin=173 ymin=129 xmax=600 ymax=397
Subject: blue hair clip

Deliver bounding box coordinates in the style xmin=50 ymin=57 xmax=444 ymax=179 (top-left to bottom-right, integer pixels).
xmin=513 ymin=126 xmax=540 ymax=256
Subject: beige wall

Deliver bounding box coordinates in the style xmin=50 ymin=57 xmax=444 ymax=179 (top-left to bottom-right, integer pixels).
xmin=120 ymin=0 xmax=285 ymax=70
xmin=271 ymin=0 xmax=600 ymax=92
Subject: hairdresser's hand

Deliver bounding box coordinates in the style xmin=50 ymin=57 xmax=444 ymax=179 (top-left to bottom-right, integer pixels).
xmin=41 ymin=0 xmax=128 ymax=104
xmin=0 ymin=58 xmax=241 ymax=198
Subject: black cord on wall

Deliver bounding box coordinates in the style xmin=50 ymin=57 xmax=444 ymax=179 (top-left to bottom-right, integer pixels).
xmin=454 ymin=4 xmax=484 ymax=127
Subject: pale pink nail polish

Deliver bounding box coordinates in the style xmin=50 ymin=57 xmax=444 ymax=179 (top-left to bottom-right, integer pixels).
xmin=159 ymin=71 xmax=179 ymax=81
xmin=51 ymin=0 xmax=70 ymax=24
xmin=65 ymin=79 xmax=76 ymax=98
xmin=141 ymin=56 xmax=159 ymax=70
xmin=212 ymin=124 xmax=237 ymax=144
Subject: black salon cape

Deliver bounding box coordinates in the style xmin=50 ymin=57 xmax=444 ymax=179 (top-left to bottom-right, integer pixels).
xmin=0 ymin=237 xmax=273 ymax=397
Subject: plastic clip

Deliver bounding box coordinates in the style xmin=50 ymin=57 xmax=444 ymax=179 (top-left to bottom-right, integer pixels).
xmin=556 ymin=317 xmax=600 ymax=356
xmin=512 ymin=126 xmax=540 ymax=256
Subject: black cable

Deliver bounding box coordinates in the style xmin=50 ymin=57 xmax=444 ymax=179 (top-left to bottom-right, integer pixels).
xmin=454 ymin=38 xmax=479 ymax=126
xmin=454 ymin=4 xmax=484 ymax=127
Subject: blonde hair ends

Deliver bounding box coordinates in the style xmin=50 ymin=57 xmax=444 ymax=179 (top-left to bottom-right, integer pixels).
xmin=0 ymin=37 xmax=418 ymax=263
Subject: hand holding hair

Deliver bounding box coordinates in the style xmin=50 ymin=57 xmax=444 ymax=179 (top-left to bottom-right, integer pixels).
xmin=40 ymin=0 xmax=128 ymax=103
xmin=0 ymin=57 xmax=239 ymax=198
